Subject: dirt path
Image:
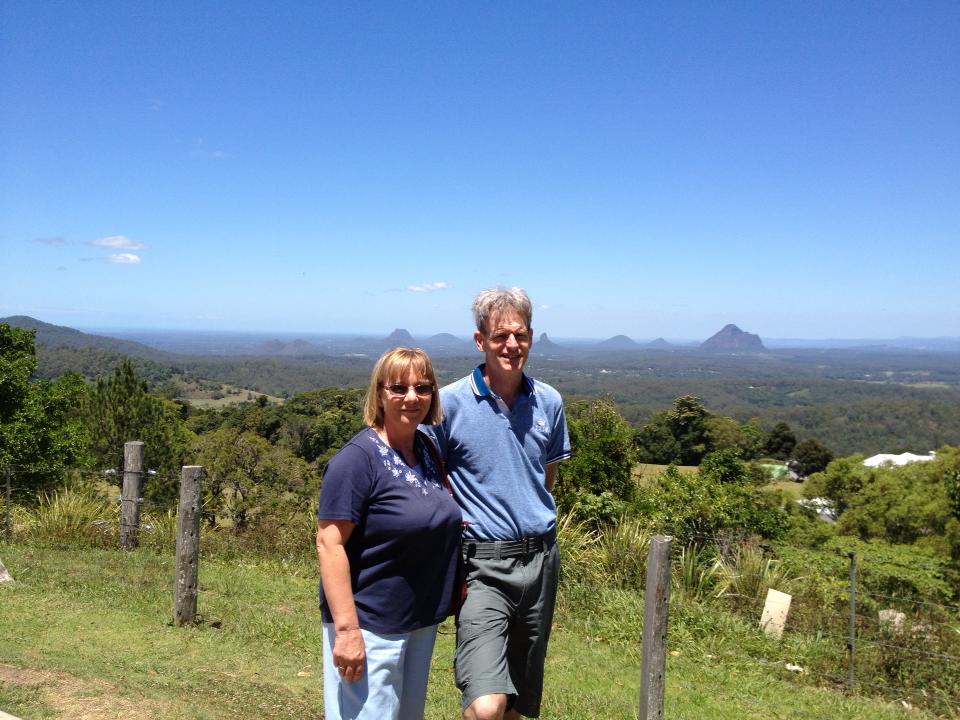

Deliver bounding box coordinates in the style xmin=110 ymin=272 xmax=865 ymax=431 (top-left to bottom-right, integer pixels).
xmin=0 ymin=664 xmax=168 ymax=720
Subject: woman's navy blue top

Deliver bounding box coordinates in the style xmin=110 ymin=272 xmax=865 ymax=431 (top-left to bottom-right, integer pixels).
xmin=317 ymin=427 xmax=462 ymax=634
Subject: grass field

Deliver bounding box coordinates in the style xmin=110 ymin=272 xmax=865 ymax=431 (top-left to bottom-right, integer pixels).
xmin=175 ymin=381 xmax=284 ymax=409
xmin=633 ymin=463 xmax=808 ymax=503
xmin=0 ymin=543 xmax=925 ymax=720
xmin=632 ymin=463 xmax=698 ymax=484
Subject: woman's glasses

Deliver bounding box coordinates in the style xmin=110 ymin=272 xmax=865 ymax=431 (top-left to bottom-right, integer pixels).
xmin=382 ymin=382 xmax=434 ymax=398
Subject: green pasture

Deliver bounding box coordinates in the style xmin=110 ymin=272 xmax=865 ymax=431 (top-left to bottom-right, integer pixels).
xmin=0 ymin=544 xmax=924 ymax=720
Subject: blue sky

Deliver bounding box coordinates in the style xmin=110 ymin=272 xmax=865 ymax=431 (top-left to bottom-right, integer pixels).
xmin=2 ymin=1 xmax=958 ymax=340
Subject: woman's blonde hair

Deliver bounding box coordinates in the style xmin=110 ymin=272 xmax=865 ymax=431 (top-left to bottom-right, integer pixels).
xmin=362 ymin=347 xmax=443 ymax=428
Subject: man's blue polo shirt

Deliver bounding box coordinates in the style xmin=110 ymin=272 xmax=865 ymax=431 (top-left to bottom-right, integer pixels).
xmin=428 ymin=365 xmax=571 ymax=541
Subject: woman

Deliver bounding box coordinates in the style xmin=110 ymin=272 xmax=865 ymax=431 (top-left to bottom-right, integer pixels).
xmin=316 ymin=347 xmax=461 ymax=720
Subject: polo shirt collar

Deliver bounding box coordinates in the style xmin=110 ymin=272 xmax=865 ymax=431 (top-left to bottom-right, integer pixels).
xmin=470 ymin=364 xmax=535 ymax=398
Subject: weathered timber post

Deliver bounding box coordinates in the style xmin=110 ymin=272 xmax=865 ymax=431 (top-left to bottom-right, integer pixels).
xmin=847 ymin=551 xmax=857 ymax=691
xmin=119 ymin=441 xmax=145 ymax=550
xmin=638 ymin=535 xmax=673 ymax=720
xmin=4 ymin=467 xmax=11 ymax=544
xmin=173 ymin=465 xmax=203 ymax=626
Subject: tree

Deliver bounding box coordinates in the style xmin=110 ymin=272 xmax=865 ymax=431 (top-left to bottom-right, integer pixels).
xmin=804 ymin=455 xmax=867 ymax=514
xmin=789 ymin=438 xmax=834 ymax=478
xmin=635 ymin=413 xmax=681 ymax=464
xmin=83 ymin=359 xmax=190 ymax=504
xmin=837 ymin=452 xmax=956 ymax=546
xmin=699 ymin=447 xmax=748 ymax=485
xmin=635 ymin=395 xmax=710 ymax=466
xmin=738 ymin=418 xmax=767 ymax=460
xmin=0 ymin=324 xmax=88 ymax=497
xmin=635 ymin=462 xmax=787 ymax=544
xmin=192 ymin=427 xmax=318 ymax=530
xmin=667 ymin=396 xmax=709 ymax=465
xmin=555 ymin=397 xmax=636 ymax=524
xmin=704 ymin=415 xmax=744 ymax=453
xmin=764 ymin=422 xmax=797 ymax=460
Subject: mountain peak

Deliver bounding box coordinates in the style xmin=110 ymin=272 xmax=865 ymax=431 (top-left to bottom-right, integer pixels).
xmin=700 ymin=324 xmax=764 ymax=351
xmin=598 ymin=334 xmax=638 ymax=349
xmin=385 ymin=328 xmax=415 ymax=344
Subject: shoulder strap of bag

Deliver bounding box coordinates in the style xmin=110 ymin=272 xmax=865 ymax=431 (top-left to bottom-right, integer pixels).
xmin=417 ymin=428 xmax=452 ymax=495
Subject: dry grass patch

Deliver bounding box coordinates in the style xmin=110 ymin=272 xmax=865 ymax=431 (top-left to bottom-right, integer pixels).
xmin=0 ymin=663 xmax=170 ymax=720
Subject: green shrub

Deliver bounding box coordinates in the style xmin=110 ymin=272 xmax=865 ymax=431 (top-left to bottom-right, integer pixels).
xmin=555 ymin=398 xmax=635 ymax=525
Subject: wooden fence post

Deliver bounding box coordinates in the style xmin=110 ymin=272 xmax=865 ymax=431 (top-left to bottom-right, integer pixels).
xmin=173 ymin=465 xmax=203 ymax=626
xmin=847 ymin=551 xmax=857 ymax=691
xmin=4 ymin=467 xmax=11 ymax=544
xmin=119 ymin=441 xmax=145 ymax=550
xmin=638 ymin=535 xmax=673 ymax=720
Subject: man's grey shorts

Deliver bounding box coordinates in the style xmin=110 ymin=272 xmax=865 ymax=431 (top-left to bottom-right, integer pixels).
xmin=455 ymin=534 xmax=560 ymax=718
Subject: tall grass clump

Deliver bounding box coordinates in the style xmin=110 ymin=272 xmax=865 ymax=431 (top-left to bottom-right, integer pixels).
xmin=555 ymin=510 xmax=599 ymax=588
xmin=138 ymin=508 xmax=178 ymax=553
xmin=595 ymin=516 xmax=651 ymax=590
xmin=712 ymin=541 xmax=798 ymax=610
xmin=17 ymin=487 xmax=117 ymax=548
xmin=673 ymin=543 xmax=720 ymax=603
xmin=197 ymin=505 xmax=317 ymax=566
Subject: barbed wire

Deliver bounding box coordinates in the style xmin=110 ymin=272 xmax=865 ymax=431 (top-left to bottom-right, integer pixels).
xmin=856 ymin=589 xmax=960 ymax=615
xmin=7 ymin=463 xmax=960 ymax=714
xmin=787 ymin=605 xmax=956 ymax=632
xmin=677 ymin=657 xmax=931 ymax=719
xmin=852 ymin=551 xmax=947 ymax=574
xmin=681 ymin=645 xmax=960 ymax=715
xmin=846 ymin=675 xmax=960 ymax=711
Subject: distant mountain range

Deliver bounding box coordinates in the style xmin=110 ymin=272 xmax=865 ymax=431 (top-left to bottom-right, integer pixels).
xmin=0 ymin=315 xmax=172 ymax=361
xmin=4 ymin=315 xmax=960 ymax=359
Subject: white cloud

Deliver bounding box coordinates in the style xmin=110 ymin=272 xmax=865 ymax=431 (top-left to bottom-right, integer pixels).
xmin=407 ymin=281 xmax=449 ymax=293
xmin=91 ymin=235 xmax=144 ymax=250
xmin=106 ymin=253 xmax=141 ymax=264
xmin=540 ymin=304 xmax=550 ymax=310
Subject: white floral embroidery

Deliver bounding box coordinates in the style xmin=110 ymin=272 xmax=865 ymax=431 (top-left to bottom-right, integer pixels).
xmin=368 ymin=431 xmax=439 ymax=496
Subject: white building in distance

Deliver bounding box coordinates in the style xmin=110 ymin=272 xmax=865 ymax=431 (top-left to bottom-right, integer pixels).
xmin=862 ymin=451 xmax=936 ymax=468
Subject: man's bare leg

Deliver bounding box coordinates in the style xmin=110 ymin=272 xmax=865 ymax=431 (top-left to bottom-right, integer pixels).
xmin=464 ymin=693 xmax=518 ymax=720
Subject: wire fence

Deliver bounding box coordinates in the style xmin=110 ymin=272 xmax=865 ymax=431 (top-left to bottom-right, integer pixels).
xmin=5 ymin=466 xmax=960 ymax=717
xmin=2 ymin=463 xmax=186 ymax=547
xmin=668 ymin=531 xmax=960 ymax=717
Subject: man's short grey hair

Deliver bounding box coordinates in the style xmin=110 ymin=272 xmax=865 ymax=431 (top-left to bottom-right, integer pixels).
xmin=472 ymin=287 xmax=533 ymax=334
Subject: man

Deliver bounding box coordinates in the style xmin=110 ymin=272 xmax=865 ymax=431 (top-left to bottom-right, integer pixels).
xmin=430 ymin=287 xmax=571 ymax=720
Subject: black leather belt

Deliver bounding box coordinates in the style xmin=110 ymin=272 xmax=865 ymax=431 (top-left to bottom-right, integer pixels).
xmin=463 ymin=529 xmax=556 ymax=560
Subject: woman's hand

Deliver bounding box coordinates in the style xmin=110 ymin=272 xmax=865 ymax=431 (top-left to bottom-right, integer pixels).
xmin=317 ymin=520 xmax=366 ymax=683
xmin=332 ymin=627 xmax=366 ymax=683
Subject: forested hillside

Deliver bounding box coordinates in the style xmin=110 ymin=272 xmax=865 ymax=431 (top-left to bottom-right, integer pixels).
xmin=6 ymin=319 xmax=960 ymax=714
xmin=9 ymin=317 xmax=960 ymax=456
